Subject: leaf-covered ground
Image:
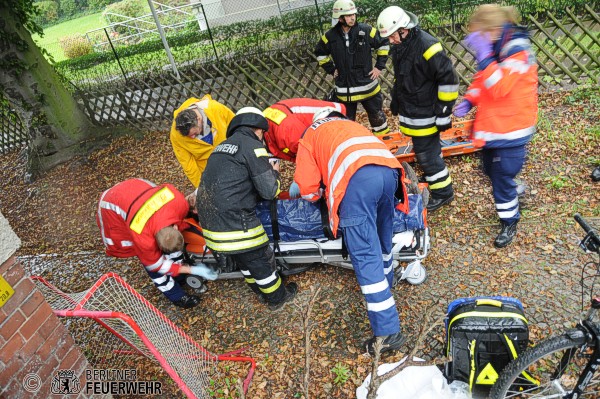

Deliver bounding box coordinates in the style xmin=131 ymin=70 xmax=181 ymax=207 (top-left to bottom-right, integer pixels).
xmin=1 ymin=88 xmax=599 ymax=398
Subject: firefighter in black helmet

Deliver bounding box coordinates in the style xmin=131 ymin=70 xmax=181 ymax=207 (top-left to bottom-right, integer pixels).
xmin=196 ymin=107 xmax=297 ymax=311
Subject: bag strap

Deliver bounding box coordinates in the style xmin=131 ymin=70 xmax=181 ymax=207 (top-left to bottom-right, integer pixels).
xmin=501 ymin=333 xmax=540 ymax=386
xmin=318 ymin=197 xmax=336 ymax=240
xmin=270 ymin=199 xmax=281 ymax=253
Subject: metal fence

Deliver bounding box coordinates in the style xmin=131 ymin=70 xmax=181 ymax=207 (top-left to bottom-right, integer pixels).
xmin=66 ymin=5 xmax=600 ymax=132
xmin=2 ymin=1 xmax=599 ymax=153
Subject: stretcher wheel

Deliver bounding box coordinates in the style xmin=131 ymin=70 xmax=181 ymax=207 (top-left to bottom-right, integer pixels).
xmin=406 ymin=269 xmax=427 ymax=285
xmin=185 ymin=275 xmax=208 ymax=293
xmin=403 ymin=261 xmax=427 ymax=285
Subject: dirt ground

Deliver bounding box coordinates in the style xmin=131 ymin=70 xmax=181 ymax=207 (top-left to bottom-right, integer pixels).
xmin=1 ymin=89 xmax=599 ymax=398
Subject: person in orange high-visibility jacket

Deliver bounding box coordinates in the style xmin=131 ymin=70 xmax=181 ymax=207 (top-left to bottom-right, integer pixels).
xmin=263 ymin=98 xmax=347 ymax=162
xmin=96 ymin=178 xmax=217 ymax=309
xmin=170 ymin=95 xmax=235 ymax=188
xmin=293 ymin=107 xmax=409 ymax=356
xmin=454 ymin=4 xmax=538 ymax=248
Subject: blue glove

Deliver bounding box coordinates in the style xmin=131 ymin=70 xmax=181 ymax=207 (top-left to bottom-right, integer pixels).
xmin=464 ymin=31 xmax=494 ymax=69
xmin=289 ymin=181 xmax=301 ymax=199
xmin=189 ymin=263 xmax=218 ymax=281
xmin=453 ymin=100 xmax=472 ymax=117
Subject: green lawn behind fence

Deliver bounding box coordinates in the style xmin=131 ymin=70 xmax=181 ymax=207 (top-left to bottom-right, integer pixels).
xmin=33 ymin=12 xmax=106 ymax=62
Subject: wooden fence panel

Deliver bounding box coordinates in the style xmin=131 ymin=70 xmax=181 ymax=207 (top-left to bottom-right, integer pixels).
xmin=2 ymin=7 xmax=598 ymax=153
xmin=0 ymin=102 xmax=28 ymax=154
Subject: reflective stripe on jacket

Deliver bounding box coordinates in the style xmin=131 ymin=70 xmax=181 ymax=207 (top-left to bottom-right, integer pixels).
xmin=263 ymin=98 xmax=346 ymax=162
xmin=197 ymin=127 xmax=281 ymax=254
xmin=315 ymin=23 xmax=389 ymax=102
xmin=170 ymin=95 xmax=235 ymax=187
xmin=294 ymin=118 xmax=405 ymax=236
xmin=96 ymin=178 xmax=190 ymax=275
xmin=464 ymin=26 xmax=538 ymax=149
xmin=391 ymin=29 xmax=458 ymax=137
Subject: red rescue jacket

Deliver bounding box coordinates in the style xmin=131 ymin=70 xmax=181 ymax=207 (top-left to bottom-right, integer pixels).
xmin=96 ymin=179 xmax=190 ymax=276
xmin=263 ymin=98 xmax=346 ymax=162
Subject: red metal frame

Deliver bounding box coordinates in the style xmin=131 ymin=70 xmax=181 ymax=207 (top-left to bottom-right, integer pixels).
xmin=32 ymin=273 xmax=256 ymax=397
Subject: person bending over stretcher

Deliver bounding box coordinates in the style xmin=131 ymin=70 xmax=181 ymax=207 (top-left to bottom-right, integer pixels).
xmin=292 ymin=106 xmax=409 ymax=356
xmin=96 ymin=179 xmax=217 ymax=309
xmin=262 ymin=98 xmax=346 ymax=162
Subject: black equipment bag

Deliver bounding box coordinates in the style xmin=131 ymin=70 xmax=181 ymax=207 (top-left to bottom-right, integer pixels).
xmin=444 ymin=296 xmax=529 ymax=397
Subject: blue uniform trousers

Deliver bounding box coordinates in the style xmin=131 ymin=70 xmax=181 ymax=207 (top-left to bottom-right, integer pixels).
xmin=339 ymin=164 xmax=401 ymax=337
xmin=146 ymin=270 xmax=186 ymax=303
xmin=481 ymin=145 xmax=527 ymax=224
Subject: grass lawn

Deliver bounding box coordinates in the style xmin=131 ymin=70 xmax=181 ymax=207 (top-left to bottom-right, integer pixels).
xmin=33 ymin=12 xmax=106 ymax=62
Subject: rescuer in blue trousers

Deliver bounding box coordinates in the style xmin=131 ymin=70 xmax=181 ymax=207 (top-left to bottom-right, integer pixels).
xmin=338 ymin=164 xmax=405 ymax=355
xmin=481 ymin=146 xmax=526 ymax=245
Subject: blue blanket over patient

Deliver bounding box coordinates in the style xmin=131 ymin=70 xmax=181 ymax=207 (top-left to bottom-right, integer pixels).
xmin=256 ymin=194 xmax=425 ymax=242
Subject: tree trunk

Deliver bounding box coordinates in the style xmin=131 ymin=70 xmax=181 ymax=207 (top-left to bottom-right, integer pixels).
xmin=0 ymin=7 xmax=125 ymax=179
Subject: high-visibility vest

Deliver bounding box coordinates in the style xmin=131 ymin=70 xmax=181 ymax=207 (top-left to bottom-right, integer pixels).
xmin=294 ymin=118 xmax=406 ymax=235
xmin=96 ymin=178 xmax=189 ymax=275
xmin=464 ymin=50 xmax=538 ymax=149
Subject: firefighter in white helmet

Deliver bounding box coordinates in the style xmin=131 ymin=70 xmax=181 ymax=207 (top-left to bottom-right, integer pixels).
xmin=314 ymin=0 xmax=390 ymax=136
xmin=377 ymin=6 xmax=459 ymax=212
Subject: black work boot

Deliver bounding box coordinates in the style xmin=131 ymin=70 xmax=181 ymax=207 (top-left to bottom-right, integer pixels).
xmin=426 ymin=194 xmax=454 ymax=212
xmin=363 ymin=331 xmax=407 ymax=356
xmin=592 ymin=166 xmax=600 ymax=182
xmin=494 ymin=221 xmax=518 ymax=248
xmin=173 ymin=294 xmax=201 ymax=309
xmin=268 ymin=282 xmax=298 ymax=312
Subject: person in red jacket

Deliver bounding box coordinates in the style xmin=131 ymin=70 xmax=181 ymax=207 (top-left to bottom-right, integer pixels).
xmin=262 ymin=98 xmax=346 ymax=162
xmin=454 ymin=4 xmax=538 ymax=248
xmin=96 ymin=178 xmax=217 ymax=308
xmin=293 ymin=107 xmax=408 ymax=356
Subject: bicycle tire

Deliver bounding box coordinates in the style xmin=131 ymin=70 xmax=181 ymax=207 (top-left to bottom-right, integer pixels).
xmin=490 ymin=333 xmax=600 ymax=398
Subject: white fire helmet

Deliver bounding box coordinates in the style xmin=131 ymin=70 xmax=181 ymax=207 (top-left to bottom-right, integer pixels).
xmin=377 ymin=6 xmax=419 ymax=38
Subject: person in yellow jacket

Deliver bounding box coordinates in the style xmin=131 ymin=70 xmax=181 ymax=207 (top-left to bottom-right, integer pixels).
xmin=171 ymin=95 xmax=235 ymax=188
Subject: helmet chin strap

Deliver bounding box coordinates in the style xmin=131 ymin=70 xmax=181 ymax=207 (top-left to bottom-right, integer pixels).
xmin=397 ymin=27 xmax=418 ymax=44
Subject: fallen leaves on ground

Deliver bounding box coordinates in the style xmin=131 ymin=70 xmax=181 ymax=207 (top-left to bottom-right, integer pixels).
xmin=0 ymin=90 xmax=599 ymax=398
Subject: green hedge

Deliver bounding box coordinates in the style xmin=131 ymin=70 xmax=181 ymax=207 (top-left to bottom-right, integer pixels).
xmin=55 ymin=0 xmax=595 ymax=72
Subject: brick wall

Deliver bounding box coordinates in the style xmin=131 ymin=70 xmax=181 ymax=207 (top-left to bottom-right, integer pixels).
xmin=0 ymin=211 xmax=101 ymax=398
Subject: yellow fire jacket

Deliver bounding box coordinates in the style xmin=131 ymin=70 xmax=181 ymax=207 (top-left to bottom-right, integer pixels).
xmin=170 ymin=95 xmax=235 ymax=187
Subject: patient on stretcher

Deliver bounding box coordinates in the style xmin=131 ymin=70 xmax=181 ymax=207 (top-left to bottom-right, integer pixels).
xmin=255 ymin=194 xmax=425 ymax=244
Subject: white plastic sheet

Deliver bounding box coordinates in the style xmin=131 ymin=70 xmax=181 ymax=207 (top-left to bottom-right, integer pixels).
xmin=356 ymin=357 xmax=471 ymax=399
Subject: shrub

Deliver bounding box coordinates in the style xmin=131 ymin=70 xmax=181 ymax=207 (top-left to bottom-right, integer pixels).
xmin=34 ymin=0 xmax=60 ymax=26
xmin=59 ymin=35 xmax=94 ymax=59
xmin=88 ymin=0 xmax=119 ymax=11
xmin=102 ymin=0 xmax=148 ymax=36
xmin=103 ymin=0 xmax=146 ymax=21
xmin=58 ymin=0 xmax=78 ymax=17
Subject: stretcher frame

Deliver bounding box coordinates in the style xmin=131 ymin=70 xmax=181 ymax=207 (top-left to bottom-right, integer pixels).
xmin=380 ymin=119 xmax=476 ymax=162
xmin=184 ymin=225 xmax=430 ymax=286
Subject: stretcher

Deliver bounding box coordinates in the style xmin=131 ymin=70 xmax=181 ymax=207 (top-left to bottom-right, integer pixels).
xmin=182 ymin=193 xmax=430 ymax=288
xmin=380 ymin=119 xmax=476 ymax=162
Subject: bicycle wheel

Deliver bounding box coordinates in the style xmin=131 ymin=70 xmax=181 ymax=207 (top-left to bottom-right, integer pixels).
xmin=490 ymin=333 xmax=600 ymax=398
